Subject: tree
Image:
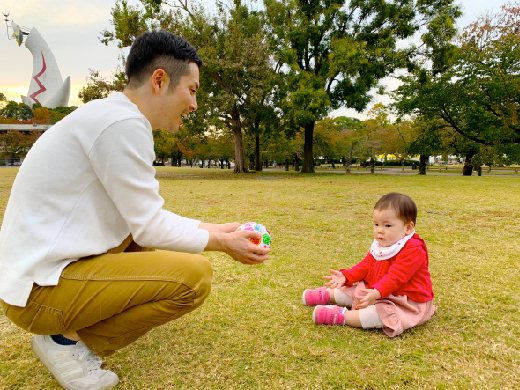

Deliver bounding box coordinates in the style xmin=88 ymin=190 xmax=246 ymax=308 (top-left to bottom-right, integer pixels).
xmin=377 ymin=118 xmax=417 ymax=170
xmin=153 ymin=128 xmax=177 ymax=165
xmin=264 ymin=0 xmax=461 ymax=173
xmin=101 ymin=0 xmax=278 ymax=173
xmin=0 ymin=92 xmax=6 ymax=109
xmin=393 ymin=3 xmax=520 ymax=162
xmin=442 ymin=127 xmax=482 ymax=175
xmin=358 ymin=104 xmax=391 ymax=173
xmin=209 ymin=131 xmax=235 ymax=168
xmin=331 ymin=116 xmax=363 ymax=173
xmin=172 ymin=126 xmax=204 ymax=166
xmin=405 ymin=118 xmax=445 ymax=174
xmin=0 ymin=101 xmax=33 ymax=121
xmin=264 ymin=128 xmax=303 ymax=171
xmin=78 ymin=68 xmax=126 ymax=104
xmin=313 ymin=117 xmax=343 ymax=167
xmin=32 ymin=107 xmax=51 ymax=123
xmin=46 ymin=107 xmax=78 ymax=124
xmin=0 ymin=130 xmax=40 ymax=159
xmin=245 ymin=94 xmax=283 ymax=172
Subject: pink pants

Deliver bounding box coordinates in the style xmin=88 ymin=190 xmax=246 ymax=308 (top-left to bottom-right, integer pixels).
xmin=336 ymin=281 xmax=435 ymax=337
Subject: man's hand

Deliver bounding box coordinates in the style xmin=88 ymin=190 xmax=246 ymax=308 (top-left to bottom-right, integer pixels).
xmin=205 ymin=230 xmax=269 ymax=265
xmin=198 ymin=222 xmax=241 ymax=233
xmin=355 ymin=288 xmax=381 ymax=310
xmin=322 ymin=269 xmax=346 ymax=289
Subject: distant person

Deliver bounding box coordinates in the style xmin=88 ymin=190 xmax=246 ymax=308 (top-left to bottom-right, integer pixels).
xmin=302 ymin=193 xmax=434 ymax=336
xmin=0 ymin=31 xmax=269 ymax=390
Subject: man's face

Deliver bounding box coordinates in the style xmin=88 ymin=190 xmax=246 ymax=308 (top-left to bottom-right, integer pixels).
xmin=161 ymin=62 xmax=199 ymax=133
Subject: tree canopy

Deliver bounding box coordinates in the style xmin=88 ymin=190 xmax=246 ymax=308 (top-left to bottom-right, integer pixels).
xmin=393 ymin=3 xmax=520 ymax=148
xmin=0 ymin=101 xmax=33 ymax=121
xmin=100 ymin=0 xmax=278 ymax=173
xmin=263 ymin=0 xmax=461 ymax=172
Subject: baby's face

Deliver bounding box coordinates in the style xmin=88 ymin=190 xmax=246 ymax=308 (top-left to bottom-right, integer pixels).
xmin=372 ymin=208 xmax=414 ymax=247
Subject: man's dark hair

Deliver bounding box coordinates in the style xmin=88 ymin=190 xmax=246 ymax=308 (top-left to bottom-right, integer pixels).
xmin=374 ymin=193 xmax=417 ymax=225
xmin=125 ymin=30 xmax=202 ymax=90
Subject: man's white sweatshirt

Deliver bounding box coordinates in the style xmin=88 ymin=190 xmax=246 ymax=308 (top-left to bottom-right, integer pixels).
xmin=0 ymin=93 xmax=209 ymax=307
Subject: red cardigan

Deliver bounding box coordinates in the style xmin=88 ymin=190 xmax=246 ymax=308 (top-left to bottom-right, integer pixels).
xmin=340 ymin=234 xmax=434 ymax=302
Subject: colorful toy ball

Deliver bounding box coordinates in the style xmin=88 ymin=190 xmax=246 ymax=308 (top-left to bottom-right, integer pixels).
xmin=236 ymin=222 xmax=271 ymax=248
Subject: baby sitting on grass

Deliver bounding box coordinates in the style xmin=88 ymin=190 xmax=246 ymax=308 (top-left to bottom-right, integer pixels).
xmin=303 ymin=192 xmax=435 ymax=336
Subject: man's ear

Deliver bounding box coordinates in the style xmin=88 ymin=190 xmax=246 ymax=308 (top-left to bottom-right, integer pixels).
xmin=151 ymin=69 xmax=169 ymax=94
xmin=406 ymin=221 xmax=415 ymax=235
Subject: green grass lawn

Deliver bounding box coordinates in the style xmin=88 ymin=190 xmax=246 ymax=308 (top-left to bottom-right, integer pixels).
xmin=0 ymin=167 xmax=519 ymax=389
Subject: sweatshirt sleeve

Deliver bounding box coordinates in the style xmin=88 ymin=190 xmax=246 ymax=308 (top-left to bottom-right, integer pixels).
xmin=88 ymin=118 xmax=209 ymax=253
xmin=340 ymin=252 xmax=372 ymax=286
xmin=371 ymin=245 xmax=426 ymax=298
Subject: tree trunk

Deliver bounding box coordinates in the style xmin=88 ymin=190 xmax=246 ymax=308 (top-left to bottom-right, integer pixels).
xmin=462 ymin=164 xmax=473 ymax=176
xmin=462 ymin=151 xmax=476 ymax=176
xmin=226 ymin=158 xmax=231 ymax=169
xmin=301 ymin=121 xmax=315 ymax=173
xmin=232 ymin=124 xmax=248 ymax=173
xmin=255 ymin=133 xmax=262 ymax=171
xmin=285 ymin=158 xmax=289 ymax=171
xmin=346 ymin=145 xmax=354 ymax=174
xmin=172 ymin=151 xmax=182 ymax=167
xmin=419 ymin=155 xmax=428 ymax=175
xmin=331 ymin=160 xmax=336 ymax=169
xmin=370 ymin=157 xmax=375 ymax=173
xmin=220 ymin=158 xmax=224 ymax=169
xmin=294 ymin=154 xmax=300 ymax=172
xmin=249 ymin=154 xmax=255 ymax=171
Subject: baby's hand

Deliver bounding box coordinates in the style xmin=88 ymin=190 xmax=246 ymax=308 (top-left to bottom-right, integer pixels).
xmin=356 ymin=288 xmax=382 ymax=310
xmin=322 ymin=269 xmax=346 ymax=289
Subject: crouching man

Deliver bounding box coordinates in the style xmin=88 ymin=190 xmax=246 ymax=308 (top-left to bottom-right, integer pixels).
xmin=0 ymin=31 xmax=269 ymax=390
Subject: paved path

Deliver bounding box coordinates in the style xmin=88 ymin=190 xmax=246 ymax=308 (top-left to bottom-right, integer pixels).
xmin=263 ymin=166 xmax=520 ymax=177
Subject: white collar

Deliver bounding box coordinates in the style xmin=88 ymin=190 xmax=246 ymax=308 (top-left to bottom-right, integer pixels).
xmin=370 ymin=230 xmax=415 ymax=261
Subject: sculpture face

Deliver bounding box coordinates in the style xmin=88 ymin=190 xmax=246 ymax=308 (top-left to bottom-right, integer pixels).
xmin=10 ymin=22 xmax=23 ymax=46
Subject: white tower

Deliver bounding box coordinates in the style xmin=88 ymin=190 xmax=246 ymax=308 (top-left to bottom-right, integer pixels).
xmin=5 ymin=16 xmax=70 ymax=108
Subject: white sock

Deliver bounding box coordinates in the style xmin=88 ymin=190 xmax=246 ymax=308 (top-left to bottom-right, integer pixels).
xmin=332 ymin=288 xmax=353 ymax=307
xmin=358 ymin=305 xmax=384 ymax=328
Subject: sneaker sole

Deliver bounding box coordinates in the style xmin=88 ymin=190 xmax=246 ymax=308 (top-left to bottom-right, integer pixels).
xmin=31 ymin=337 xmax=119 ymax=390
xmin=302 ymin=289 xmax=311 ymax=305
xmin=31 ymin=336 xmax=72 ymax=390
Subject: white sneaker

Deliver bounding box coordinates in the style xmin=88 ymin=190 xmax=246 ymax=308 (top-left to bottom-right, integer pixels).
xmin=31 ymin=335 xmax=119 ymax=390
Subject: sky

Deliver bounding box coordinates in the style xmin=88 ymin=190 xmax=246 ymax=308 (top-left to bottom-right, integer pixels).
xmin=0 ymin=0 xmax=513 ymax=118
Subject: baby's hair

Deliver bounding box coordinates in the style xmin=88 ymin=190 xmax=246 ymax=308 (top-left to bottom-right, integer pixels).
xmin=374 ymin=193 xmax=417 ymax=225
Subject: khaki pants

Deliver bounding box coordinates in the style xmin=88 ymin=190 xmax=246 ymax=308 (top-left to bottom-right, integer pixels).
xmin=0 ymin=236 xmax=212 ymax=356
